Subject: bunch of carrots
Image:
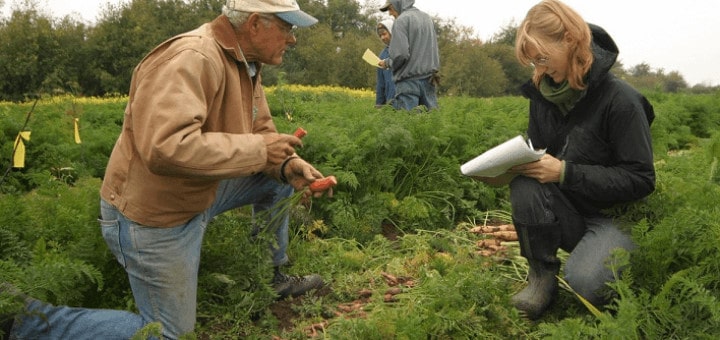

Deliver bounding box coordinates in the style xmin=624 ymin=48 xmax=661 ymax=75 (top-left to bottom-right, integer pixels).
xmin=293 ymin=127 xmax=337 ymax=192
xmin=469 ymin=224 xmax=518 ymax=257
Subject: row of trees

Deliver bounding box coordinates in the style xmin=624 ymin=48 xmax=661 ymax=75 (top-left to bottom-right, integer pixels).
xmin=0 ymin=0 xmax=714 ymax=102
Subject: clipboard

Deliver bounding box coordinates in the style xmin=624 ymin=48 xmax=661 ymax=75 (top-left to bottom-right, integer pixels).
xmin=362 ymin=48 xmax=381 ymax=68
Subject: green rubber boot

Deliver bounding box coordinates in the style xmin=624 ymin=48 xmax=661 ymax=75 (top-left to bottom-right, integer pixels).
xmin=511 ymin=222 xmax=562 ymax=320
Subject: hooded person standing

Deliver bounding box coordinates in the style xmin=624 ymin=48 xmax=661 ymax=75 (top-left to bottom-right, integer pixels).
xmin=377 ymin=0 xmax=440 ymax=111
xmin=0 ymin=1 xmax=333 ymax=339
xmin=375 ymin=19 xmax=396 ymax=108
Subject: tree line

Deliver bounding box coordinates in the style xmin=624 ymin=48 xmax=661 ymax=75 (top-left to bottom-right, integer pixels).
xmin=0 ymin=0 xmax=715 ymax=102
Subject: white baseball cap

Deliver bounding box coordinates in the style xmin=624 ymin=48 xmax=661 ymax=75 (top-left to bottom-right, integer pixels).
xmin=226 ymin=0 xmax=318 ymax=27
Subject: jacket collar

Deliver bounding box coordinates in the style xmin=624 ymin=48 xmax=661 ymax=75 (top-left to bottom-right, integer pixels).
xmin=209 ymin=15 xmax=244 ymax=63
xmin=208 ymin=15 xmax=265 ymax=75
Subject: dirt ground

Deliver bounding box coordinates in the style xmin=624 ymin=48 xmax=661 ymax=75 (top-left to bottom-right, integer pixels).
xmin=265 ymin=222 xmax=516 ymax=338
xmin=268 ymin=285 xmax=334 ymax=336
xmin=266 ymin=223 xmax=402 ymax=337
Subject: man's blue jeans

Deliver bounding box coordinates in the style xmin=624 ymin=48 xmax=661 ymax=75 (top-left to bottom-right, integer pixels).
xmin=9 ymin=174 xmax=293 ymax=339
xmin=392 ymin=77 xmax=439 ymax=111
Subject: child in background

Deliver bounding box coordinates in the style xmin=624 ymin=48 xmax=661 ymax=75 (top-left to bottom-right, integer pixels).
xmin=375 ymin=19 xmax=396 ymax=108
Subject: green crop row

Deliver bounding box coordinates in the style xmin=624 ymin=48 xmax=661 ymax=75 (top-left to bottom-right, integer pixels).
xmin=1 ymin=88 xmax=719 ymax=338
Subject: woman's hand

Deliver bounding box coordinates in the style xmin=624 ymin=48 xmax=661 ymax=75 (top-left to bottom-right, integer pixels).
xmin=508 ymin=154 xmax=563 ymax=183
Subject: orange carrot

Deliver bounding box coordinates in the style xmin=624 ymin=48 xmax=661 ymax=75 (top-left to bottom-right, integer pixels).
xmin=358 ymin=289 xmax=373 ymax=298
xmin=476 ymin=239 xmax=501 ymax=248
xmin=292 ymin=127 xmax=337 ymax=192
xmin=384 ymin=293 xmax=398 ymax=303
xmin=385 ymin=287 xmax=403 ymax=295
xmin=293 ymin=127 xmax=307 ymax=139
xmin=309 ymin=175 xmax=337 ymax=192
xmin=490 ymin=231 xmax=518 ymax=241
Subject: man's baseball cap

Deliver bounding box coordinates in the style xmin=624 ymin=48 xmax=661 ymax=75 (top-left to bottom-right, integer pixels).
xmin=379 ymin=1 xmax=392 ymax=12
xmin=226 ymin=0 xmax=318 ymax=27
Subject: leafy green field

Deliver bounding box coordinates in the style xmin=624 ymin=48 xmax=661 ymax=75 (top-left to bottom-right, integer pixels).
xmin=1 ymin=88 xmax=719 ymax=339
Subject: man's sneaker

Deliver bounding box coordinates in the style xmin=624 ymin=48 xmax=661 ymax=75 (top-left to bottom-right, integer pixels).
xmin=1 ymin=317 xmax=12 ymax=340
xmin=1 ymin=314 xmax=13 ymax=340
xmin=1 ymin=282 xmax=28 ymax=340
xmin=271 ymin=271 xmax=323 ymax=299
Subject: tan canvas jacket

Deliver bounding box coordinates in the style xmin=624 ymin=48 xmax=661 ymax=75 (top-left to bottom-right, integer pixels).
xmin=101 ymin=15 xmax=279 ymax=227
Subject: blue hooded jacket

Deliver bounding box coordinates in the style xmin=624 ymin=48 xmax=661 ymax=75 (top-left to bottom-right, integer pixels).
xmin=376 ymin=19 xmax=396 ymax=105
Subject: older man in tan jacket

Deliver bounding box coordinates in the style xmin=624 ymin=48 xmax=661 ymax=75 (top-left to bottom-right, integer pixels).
xmin=2 ymin=1 xmax=331 ymax=339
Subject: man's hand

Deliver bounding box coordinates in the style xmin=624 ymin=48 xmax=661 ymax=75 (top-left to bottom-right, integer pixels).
xmin=263 ymin=133 xmax=303 ymax=166
xmin=508 ymin=154 xmax=563 ymax=183
xmin=282 ymin=158 xmax=334 ymax=199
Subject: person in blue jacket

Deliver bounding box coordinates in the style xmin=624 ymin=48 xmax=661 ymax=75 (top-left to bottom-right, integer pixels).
xmin=473 ymin=0 xmax=655 ymax=320
xmin=375 ymin=19 xmax=396 ymax=108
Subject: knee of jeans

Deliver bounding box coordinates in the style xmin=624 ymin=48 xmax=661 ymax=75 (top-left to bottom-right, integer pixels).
xmin=565 ymin=257 xmax=617 ymax=302
xmin=566 ymin=274 xmax=614 ymax=306
xmin=571 ymin=282 xmax=608 ymax=306
xmin=277 ymin=182 xmax=294 ymax=199
xmin=565 ymin=269 xmax=604 ymax=302
xmin=255 ymin=183 xmax=293 ymax=211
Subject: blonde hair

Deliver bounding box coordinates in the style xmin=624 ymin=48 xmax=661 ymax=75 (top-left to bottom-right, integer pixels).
xmin=515 ymin=0 xmax=593 ymax=89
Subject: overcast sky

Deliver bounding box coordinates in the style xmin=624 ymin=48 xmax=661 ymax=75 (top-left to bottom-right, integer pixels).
xmin=416 ymin=0 xmax=719 ymax=87
xmin=2 ymin=0 xmax=718 ymax=86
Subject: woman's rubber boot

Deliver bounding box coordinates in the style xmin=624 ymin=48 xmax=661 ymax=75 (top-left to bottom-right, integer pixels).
xmin=511 ymin=222 xmax=562 ymax=320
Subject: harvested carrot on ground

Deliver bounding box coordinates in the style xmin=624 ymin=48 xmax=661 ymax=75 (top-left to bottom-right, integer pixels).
xmin=309 ymin=175 xmax=337 ymax=192
xmin=293 ymin=127 xmax=307 ymax=139
xmin=490 ymin=230 xmax=518 ymax=241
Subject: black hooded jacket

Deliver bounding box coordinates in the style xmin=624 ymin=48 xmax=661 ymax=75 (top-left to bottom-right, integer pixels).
xmin=520 ymin=24 xmax=655 ymax=216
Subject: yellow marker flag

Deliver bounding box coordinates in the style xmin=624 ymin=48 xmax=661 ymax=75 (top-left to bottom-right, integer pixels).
xmin=13 ymin=131 xmax=31 ymax=168
xmin=74 ymin=118 xmax=82 ymax=144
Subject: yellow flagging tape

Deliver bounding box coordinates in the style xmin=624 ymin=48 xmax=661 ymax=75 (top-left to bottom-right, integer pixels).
xmin=557 ymin=276 xmax=603 ymax=317
xmin=74 ymin=118 xmax=82 ymax=144
xmin=13 ymin=131 xmax=32 ymax=168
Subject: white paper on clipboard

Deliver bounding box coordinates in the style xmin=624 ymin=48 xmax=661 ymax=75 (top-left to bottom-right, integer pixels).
xmin=460 ymin=135 xmax=546 ymax=177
